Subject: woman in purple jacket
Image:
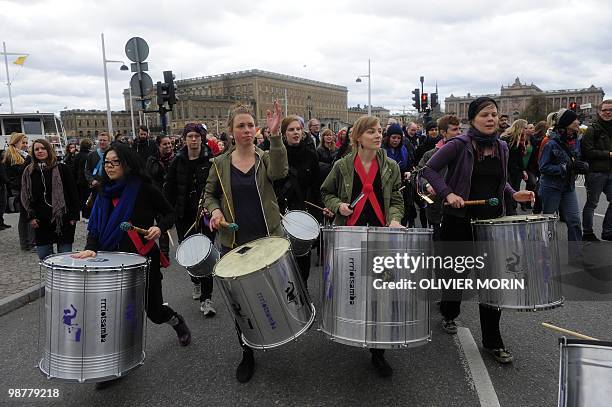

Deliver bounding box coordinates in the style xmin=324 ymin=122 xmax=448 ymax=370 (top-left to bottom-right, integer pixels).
xmin=422 ymin=97 xmax=534 ymax=364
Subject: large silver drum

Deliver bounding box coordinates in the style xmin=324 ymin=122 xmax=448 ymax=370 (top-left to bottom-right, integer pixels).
xmin=176 ymin=233 xmax=220 ymax=277
xmin=472 ymin=215 xmax=564 ymax=311
xmin=214 ymin=237 xmax=315 ymax=349
xmin=38 ymin=252 xmax=148 ymax=383
xmin=558 ymin=338 xmax=612 ymax=407
xmin=320 ymin=226 xmax=432 ymax=349
xmin=282 ymin=210 xmax=320 ymax=257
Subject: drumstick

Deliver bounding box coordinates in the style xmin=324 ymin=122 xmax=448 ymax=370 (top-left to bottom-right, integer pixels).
xmin=349 ymin=192 xmax=365 ymax=209
xmin=119 ymin=222 xmax=149 ymax=235
xmin=220 ymin=220 xmax=239 ymax=231
xmin=541 ymin=323 xmax=599 ymax=341
xmin=304 ymin=200 xmax=325 ymax=212
xmin=444 ymin=198 xmax=499 ymax=207
xmin=167 ymin=231 xmax=175 ymax=247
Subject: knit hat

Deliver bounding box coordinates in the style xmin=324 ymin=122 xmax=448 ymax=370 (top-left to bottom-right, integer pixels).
xmin=468 ymin=97 xmax=498 ymax=121
xmin=554 ymin=108 xmax=578 ymax=130
xmin=387 ymin=123 xmax=403 ymax=137
xmin=182 ymin=123 xmax=205 ymax=138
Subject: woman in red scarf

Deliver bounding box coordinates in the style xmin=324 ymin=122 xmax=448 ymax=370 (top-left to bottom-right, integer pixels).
xmin=321 ymin=115 xmax=404 ymax=377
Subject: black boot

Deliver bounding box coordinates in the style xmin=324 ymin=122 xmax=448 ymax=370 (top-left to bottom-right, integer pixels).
xmin=172 ymin=314 xmax=191 ymax=346
xmin=236 ymin=348 xmax=255 ymax=383
xmin=370 ymin=349 xmax=393 ymax=377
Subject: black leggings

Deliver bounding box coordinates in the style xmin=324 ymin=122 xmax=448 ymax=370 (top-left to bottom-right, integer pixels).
xmin=145 ymin=250 xmax=177 ymax=324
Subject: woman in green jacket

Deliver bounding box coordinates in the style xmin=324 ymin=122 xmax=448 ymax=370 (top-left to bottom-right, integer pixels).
xmin=320 ymin=115 xmax=404 ymax=378
xmin=204 ymin=101 xmax=287 ymax=384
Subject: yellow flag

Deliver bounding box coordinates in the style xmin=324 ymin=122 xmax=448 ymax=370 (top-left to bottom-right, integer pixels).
xmin=13 ymin=56 xmax=27 ymax=66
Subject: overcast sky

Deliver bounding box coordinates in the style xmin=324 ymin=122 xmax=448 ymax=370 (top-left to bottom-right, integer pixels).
xmin=0 ymin=0 xmax=610 ymax=115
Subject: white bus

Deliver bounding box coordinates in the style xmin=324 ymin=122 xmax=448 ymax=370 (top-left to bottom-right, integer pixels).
xmin=0 ymin=113 xmax=68 ymax=158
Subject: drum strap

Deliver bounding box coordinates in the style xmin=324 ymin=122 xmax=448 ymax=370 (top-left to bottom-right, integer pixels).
xmin=112 ymin=198 xmax=170 ymax=268
xmin=347 ymin=156 xmax=385 ymax=226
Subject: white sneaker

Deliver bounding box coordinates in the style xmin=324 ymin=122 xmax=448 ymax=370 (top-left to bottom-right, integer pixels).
xmin=200 ymin=299 xmax=217 ymax=317
xmin=192 ymin=284 xmax=201 ymax=300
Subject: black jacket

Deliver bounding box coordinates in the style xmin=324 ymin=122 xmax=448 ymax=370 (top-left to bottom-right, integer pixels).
xmin=5 ymin=155 xmax=30 ymax=191
xmin=274 ymin=139 xmax=321 ymax=212
xmin=164 ymin=145 xmax=212 ymax=221
xmin=73 ymin=148 xmax=91 ymax=188
xmin=414 ymin=135 xmax=442 ymax=165
xmin=22 ymin=163 xmax=80 ymax=244
xmin=146 ymin=154 xmax=172 ymax=191
xmin=133 ymin=139 xmax=158 ymax=162
xmin=582 ymin=117 xmax=612 ymax=173
xmin=84 ymin=149 xmax=103 ymax=187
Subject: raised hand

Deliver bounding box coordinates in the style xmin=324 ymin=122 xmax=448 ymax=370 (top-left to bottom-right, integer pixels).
xmin=266 ymin=100 xmax=283 ymax=135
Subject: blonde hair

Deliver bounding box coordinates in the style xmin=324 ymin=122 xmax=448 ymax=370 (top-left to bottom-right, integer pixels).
xmin=2 ymin=133 xmax=27 ymax=166
xmin=318 ymin=128 xmax=337 ymax=151
xmin=226 ymin=104 xmax=254 ymax=131
xmin=350 ymin=116 xmax=380 ymax=148
xmin=503 ymin=119 xmax=528 ymax=148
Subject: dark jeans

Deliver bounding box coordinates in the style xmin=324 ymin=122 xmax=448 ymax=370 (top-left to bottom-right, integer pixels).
xmin=582 ymin=172 xmax=612 ymax=237
xmin=540 ymin=184 xmax=582 ymax=259
xmin=295 ymin=252 xmax=311 ymax=289
xmin=440 ymin=214 xmax=504 ymax=349
xmin=176 ymin=218 xmax=213 ymax=301
xmin=506 ymin=172 xmax=523 ymax=215
xmin=36 ymin=243 xmax=73 ymax=261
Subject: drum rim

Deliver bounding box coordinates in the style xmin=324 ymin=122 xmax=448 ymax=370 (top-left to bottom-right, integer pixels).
xmin=213 ymin=236 xmax=291 ymax=279
xmin=321 ymin=226 xmax=432 ymax=234
xmin=41 ymin=251 xmax=149 ymax=271
xmin=175 ymin=233 xmax=215 ymax=267
xmin=558 ymin=338 xmax=612 ymax=347
xmin=471 ymin=214 xmax=558 ymax=225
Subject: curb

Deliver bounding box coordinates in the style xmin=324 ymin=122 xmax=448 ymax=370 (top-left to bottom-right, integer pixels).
xmin=0 ymin=284 xmax=44 ymax=317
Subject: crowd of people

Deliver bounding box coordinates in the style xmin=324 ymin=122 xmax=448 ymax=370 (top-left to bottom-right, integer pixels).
xmin=0 ymin=97 xmax=610 ymax=386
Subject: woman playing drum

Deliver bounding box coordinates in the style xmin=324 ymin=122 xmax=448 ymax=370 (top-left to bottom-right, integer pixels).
xmin=204 ymin=101 xmax=287 ymax=383
xmin=72 ymin=144 xmax=192 ymax=388
xmin=422 ymin=97 xmax=534 ymax=364
xmin=320 ymin=115 xmax=404 ymax=377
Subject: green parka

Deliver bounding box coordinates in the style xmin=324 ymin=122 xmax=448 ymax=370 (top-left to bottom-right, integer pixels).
xmin=204 ymin=136 xmax=288 ymax=248
xmin=321 ymin=149 xmax=404 ymax=225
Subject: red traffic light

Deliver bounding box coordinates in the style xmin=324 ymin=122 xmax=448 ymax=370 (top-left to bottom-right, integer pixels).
xmin=421 ymin=93 xmax=428 ymax=102
xmin=569 ymin=102 xmax=577 ymax=111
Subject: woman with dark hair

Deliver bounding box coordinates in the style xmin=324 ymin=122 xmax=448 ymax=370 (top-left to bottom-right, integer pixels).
xmin=204 ymin=101 xmax=286 ymax=383
xmin=72 ymin=144 xmax=191 ymax=357
xmin=423 ymin=97 xmax=534 ymax=364
xmin=62 ymin=143 xmax=77 ymax=172
xmin=321 ymin=115 xmax=404 ymax=377
xmin=539 ymin=108 xmax=586 ymax=262
xmin=21 ymin=139 xmax=79 ymax=260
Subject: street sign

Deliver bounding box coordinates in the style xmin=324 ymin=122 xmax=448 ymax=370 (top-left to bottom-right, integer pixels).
xmin=125 ymin=37 xmax=149 ymax=63
xmin=580 ymin=103 xmax=592 ymax=110
xmin=130 ymin=73 xmax=153 ymax=99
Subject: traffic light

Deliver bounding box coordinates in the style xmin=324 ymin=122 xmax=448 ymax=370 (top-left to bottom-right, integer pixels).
xmin=431 ymin=93 xmax=438 ymax=109
xmin=569 ymin=102 xmax=577 ymax=112
xmin=421 ymin=93 xmax=429 ymax=110
xmin=412 ymin=88 xmax=421 ymax=111
xmin=163 ymin=70 xmax=177 ymax=107
xmin=156 ymin=81 xmax=169 ymax=107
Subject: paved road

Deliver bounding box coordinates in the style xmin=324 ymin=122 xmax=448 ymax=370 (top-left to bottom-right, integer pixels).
xmin=0 ymin=182 xmax=610 ymax=407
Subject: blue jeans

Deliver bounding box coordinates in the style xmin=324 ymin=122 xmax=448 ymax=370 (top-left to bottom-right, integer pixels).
xmin=540 ymin=184 xmax=582 ymax=259
xmin=582 ymin=172 xmax=612 ymax=237
xmin=36 ymin=243 xmax=73 ymax=261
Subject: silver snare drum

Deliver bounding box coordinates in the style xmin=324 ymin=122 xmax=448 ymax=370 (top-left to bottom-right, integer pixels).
xmin=320 ymin=226 xmax=432 ymax=349
xmin=213 ymin=237 xmax=315 ymax=349
xmin=472 ymin=215 xmax=564 ymax=311
xmin=38 ymin=252 xmax=148 ymax=383
xmin=558 ymin=338 xmax=612 ymax=407
xmin=176 ymin=233 xmax=220 ymax=278
xmin=282 ymin=210 xmax=320 ymax=257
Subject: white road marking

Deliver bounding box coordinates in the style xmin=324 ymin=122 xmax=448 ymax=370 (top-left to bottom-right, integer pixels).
xmin=456 ymin=326 xmax=501 ymax=407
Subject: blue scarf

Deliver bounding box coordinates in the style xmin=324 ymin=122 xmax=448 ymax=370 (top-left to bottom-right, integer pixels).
xmin=88 ymin=177 xmax=142 ymax=250
xmin=92 ymin=148 xmax=104 ymax=176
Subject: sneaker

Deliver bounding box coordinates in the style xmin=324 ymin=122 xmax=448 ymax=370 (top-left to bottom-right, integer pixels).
xmin=583 ymin=233 xmax=600 ymax=242
xmin=192 ymin=284 xmax=201 ymax=300
xmin=200 ymin=299 xmax=217 ymax=317
xmin=371 ymin=352 xmax=393 ymax=377
xmin=442 ymin=319 xmax=458 ymax=335
xmin=236 ymin=349 xmax=255 ymax=383
xmin=602 ymin=234 xmax=612 ymax=242
xmin=484 ymin=347 xmax=514 ymax=364
xmin=172 ymin=314 xmax=191 ymax=346
xmin=94 ymin=377 xmax=121 ymax=390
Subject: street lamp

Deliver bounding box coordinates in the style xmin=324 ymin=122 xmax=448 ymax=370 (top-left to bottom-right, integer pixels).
xmin=356 ymin=59 xmax=371 ymax=116
xmin=101 ymin=32 xmax=130 ymax=137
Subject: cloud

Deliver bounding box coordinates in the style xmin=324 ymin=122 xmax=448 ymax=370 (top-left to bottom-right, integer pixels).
xmin=0 ymin=0 xmax=609 ymax=115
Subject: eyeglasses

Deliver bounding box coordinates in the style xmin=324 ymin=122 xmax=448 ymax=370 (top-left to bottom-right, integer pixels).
xmin=103 ymin=160 xmax=121 ymax=167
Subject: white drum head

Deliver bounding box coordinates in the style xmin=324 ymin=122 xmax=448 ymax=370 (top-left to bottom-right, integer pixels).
xmin=43 ymin=252 xmax=147 ymax=269
xmin=176 ymin=234 xmax=213 ymax=267
xmin=215 ymin=237 xmax=290 ymax=278
xmin=282 ymin=211 xmax=320 ymax=241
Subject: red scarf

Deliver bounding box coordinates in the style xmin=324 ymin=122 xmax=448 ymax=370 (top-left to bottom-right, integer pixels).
xmin=113 ymin=198 xmax=170 ymax=268
xmin=347 ymin=155 xmax=385 ymax=226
